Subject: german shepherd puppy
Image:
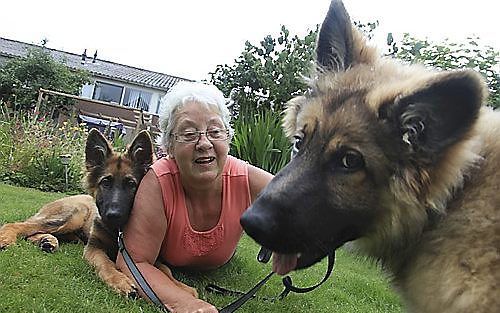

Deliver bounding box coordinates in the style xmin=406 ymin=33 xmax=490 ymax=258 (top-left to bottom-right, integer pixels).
xmin=0 ymin=129 xmax=197 ymax=297
xmin=83 ymin=128 xmax=154 ymax=296
xmin=241 ymin=1 xmax=500 ymax=312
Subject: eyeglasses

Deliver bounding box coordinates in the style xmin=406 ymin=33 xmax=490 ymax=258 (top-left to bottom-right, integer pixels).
xmin=170 ymin=129 xmax=230 ymax=143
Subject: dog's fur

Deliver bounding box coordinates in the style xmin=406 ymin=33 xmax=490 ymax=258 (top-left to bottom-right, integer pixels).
xmin=0 ymin=194 xmax=96 ymax=252
xmin=241 ymin=1 xmax=500 ymax=312
xmin=0 ymin=129 xmax=197 ymax=298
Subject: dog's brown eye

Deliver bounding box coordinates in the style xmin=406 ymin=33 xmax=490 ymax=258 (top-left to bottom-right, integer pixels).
xmin=341 ymin=151 xmax=364 ymax=170
xmin=100 ymin=177 xmax=112 ymax=188
xmin=124 ymin=178 xmax=137 ymax=189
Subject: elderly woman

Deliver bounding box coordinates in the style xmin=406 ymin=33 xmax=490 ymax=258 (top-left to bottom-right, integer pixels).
xmin=116 ymin=82 xmax=273 ymax=313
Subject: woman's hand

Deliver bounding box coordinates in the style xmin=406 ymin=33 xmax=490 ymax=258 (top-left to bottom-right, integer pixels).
xmin=166 ymin=296 xmax=218 ymax=313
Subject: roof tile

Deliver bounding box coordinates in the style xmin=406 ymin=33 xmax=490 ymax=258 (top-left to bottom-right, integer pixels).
xmin=0 ymin=37 xmax=192 ymax=91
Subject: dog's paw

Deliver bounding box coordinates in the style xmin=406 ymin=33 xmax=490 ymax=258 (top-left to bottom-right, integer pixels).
xmin=127 ymin=286 xmax=139 ymax=299
xmin=107 ymin=272 xmax=138 ymax=297
xmin=0 ymin=233 xmax=16 ymax=250
xmin=38 ymin=235 xmax=59 ymax=253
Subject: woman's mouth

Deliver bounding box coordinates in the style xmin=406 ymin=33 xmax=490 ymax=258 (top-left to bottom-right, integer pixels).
xmin=194 ymin=156 xmax=216 ymax=164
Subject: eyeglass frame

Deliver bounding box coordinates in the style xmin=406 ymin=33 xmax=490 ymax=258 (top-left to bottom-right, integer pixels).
xmin=169 ymin=128 xmax=230 ymax=143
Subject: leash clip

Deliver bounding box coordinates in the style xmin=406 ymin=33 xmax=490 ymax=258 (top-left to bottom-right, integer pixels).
xmin=117 ymin=230 xmax=125 ymax=251
xmin=257 ymin=247 xmax=272 ymax=263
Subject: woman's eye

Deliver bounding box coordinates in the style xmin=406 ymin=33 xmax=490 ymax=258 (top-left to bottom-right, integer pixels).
xmin=340 ymin=151 xmax=364 ymax=170
xmin=181 ymin=132 xmax=197 ymax=140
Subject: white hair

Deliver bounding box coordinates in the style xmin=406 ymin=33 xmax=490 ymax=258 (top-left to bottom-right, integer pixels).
xmin=158 ymin=81 xmax=233 ymax=152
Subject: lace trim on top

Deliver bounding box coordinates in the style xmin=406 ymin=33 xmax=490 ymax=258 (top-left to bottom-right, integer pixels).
xmin=182 ymin=223 xmax=224 ymax=256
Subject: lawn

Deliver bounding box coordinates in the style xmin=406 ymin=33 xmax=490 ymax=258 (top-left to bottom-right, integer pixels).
xmin=0 ymin=183 xmax=402 ymax=312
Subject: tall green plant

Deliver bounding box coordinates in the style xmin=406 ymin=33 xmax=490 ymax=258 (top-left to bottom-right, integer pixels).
xmin=230 ymin=110 xmax=290 ymax=174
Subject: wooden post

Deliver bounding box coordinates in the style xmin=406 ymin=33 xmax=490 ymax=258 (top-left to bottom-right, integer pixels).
xmin=34 ymin=89 xmax=44 ymax=121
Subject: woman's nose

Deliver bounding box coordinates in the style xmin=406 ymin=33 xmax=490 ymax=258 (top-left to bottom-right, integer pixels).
xmin=195 ymin=133 xmax=213 ymax=149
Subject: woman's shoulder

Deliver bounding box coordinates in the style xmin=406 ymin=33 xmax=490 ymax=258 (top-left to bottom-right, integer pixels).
xmin=224 ymin=155 xmax=249 ymax=176
xmin=151 ymin=157 xmax=179 ymax=177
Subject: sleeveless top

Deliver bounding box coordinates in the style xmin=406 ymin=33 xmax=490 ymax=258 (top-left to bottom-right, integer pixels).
xmin=150 ymin=155 xmax=251 ymax=269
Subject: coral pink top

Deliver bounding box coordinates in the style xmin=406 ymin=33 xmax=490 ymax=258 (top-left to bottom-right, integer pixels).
xmin=150 ymin=156 xmax=251 ymax=269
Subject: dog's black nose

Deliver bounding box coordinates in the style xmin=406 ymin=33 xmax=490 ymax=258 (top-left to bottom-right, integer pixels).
xmin=240 ymin=206 xmax=276 ymax=245
xmin=240 ymin=207 xmax=259 ymax=235
xmin=104 ymin=208 xmax=126 ymax=226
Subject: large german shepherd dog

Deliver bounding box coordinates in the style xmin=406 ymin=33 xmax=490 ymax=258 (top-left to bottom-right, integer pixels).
xmin=241 ymin=1 xmax=500 ymax=312
xmin=0 ymin=129 xmax=197 ymax=298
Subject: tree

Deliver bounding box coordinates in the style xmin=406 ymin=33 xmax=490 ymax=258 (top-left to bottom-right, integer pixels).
xmin=210 ymin=26 xmax=319 ymax=172
xmin=388 ymin=34 xmax=499 ymax=108
xmin=0 ymin=47 xmax=91 ymax=114
xmin=210 ymin=25 xmax=317 ymax=118
xmin=210 ymin=23 xmax=499 ymax=171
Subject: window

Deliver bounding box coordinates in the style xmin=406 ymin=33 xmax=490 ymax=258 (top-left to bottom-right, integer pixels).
xmin=123 ymin=88 xmax=152 ymax=111
xmin=92 ymin=81 xmax=123 ymax=103
xmin=155 ymin=97 xmax=162 ymax=114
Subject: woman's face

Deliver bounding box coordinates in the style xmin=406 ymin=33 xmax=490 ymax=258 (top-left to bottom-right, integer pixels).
xmin=170 ymin=101 xmax=230 ymax=188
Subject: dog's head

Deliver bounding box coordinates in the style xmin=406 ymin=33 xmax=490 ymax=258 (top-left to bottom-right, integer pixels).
xmin=241 ymin=0 xmax=486 ymax=274
xmin=85 ymin=129 xmax=154 ymax=229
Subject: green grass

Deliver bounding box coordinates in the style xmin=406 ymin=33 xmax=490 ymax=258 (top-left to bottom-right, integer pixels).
xmin=0 ymin=183 xmax=403 ymax=312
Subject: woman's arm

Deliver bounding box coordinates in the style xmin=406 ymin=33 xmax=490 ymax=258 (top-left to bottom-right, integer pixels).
xmin=247 ymin=164 xmax=274 ymax=202
xmin=116 ymin=170 xmax=218 ymax=313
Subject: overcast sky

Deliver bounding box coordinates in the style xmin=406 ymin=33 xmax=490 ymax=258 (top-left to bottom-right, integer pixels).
xmin=1 ymin=0 xmax=498 ymax=81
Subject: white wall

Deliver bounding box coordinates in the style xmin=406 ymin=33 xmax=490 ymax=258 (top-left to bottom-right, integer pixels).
xmin=80 ymin=83 xmax=94 ymax=98
xmin=79 ymin=77 xmax=165 ymax=115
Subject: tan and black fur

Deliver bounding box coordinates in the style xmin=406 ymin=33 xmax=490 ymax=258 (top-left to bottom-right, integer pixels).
xmin=0 ymin=194 xmax=95 ymax=253
xmin=0 ymin=129 xmax=197 ymax=298
xmin=241 ymin=1 xmax=500 ymax=312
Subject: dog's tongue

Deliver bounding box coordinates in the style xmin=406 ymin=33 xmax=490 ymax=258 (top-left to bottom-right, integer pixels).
xmin=272 ymin=253 xmax=298 ymax=275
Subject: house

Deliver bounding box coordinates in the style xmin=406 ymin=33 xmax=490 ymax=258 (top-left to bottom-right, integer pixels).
xmin=0 ymin=36 xmax=191 ymax=138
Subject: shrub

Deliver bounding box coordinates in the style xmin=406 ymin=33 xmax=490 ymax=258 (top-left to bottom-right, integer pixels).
xmin=0 ymin=104 xmax=87 ymax=193
xmin=0 ymin=47 xmax=90 ymax=114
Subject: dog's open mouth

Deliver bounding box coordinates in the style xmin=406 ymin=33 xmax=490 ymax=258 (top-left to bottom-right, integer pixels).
xmin=271 ymin=249 xmax=331 ymax=275
xmin=272 ymin=252 xmax=299 ymax=275
xmin=262 ymin=230 xmax=359 ymax=275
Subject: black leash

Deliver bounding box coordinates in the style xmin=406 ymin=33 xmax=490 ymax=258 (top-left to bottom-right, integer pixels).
xmin=278 ymin=251 xmax=335 ymax=299
xmin=218 ymin=272 xmax=275 ymax=313
xmin=119 ymin=231 xmax=270 ymax=312
xmin=119 ymin=233 xmax=336 ymax=313
xmin=118 ymin=231 xmax=169 ymax=312
xmin=206 ymin=248 xmax=336 ymax=312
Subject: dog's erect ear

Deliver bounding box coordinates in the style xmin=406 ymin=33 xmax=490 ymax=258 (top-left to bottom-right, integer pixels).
xmin=316 ymin=0 xmax=353 ymax=72
xmin=127 ymin=130 xmax=154 ymax=168
xmin=85 ymin=128 xmax=113 ymax=169
xmin=385 ymin=70 xmax=485 ymax=162
xmin=316 ymin=0 xmax=376 ymax=72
